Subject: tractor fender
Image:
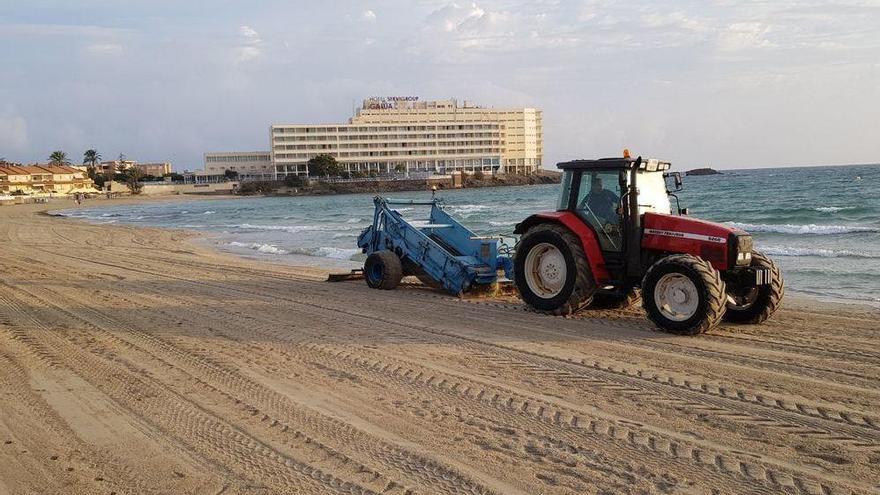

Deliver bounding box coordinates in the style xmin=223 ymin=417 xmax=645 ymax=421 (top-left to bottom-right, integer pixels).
xmin=515 ymin=212 xmax=611 ymax=284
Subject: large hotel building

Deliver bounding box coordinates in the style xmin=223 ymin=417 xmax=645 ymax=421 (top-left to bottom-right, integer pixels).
xmin=205 ymin=97 xmax=543 ymax=179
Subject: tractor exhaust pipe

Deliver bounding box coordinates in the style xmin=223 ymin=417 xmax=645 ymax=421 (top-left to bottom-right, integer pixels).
xmin=627 ymin=157 xmax=643 ymax=278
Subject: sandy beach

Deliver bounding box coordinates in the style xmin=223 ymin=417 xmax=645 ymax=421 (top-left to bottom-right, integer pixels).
xmin=1 ymin=199 xmax=878 ymax=495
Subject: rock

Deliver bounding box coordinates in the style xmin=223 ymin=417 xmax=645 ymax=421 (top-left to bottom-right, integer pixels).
xmin=685 ymin=168 xmax=721 ymax=176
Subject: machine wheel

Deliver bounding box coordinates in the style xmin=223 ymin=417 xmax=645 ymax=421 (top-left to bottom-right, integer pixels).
xmin=514 ymin=223 xmax=595 ymax=315
xmin=592 ymin=289 xmax=641 ymax=309
xmin=724 ymin=251 xmax=784 ymax=324
xmin=364 ymin=250 xmax=403 ymax=290
xmin=642 ymin=254 xmax=726 ymax=335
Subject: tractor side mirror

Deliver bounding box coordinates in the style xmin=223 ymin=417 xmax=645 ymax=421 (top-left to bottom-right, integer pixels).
xmin=664 ymin=172 xmax=683 ymax=192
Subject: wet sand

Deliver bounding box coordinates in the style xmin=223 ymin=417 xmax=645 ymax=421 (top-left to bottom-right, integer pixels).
xmin=1 ymin=200 xmax=878 ymax=494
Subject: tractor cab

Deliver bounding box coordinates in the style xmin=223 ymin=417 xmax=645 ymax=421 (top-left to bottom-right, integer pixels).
xmin=555 ymin=156 xmax=676 ymax=254
xmin=513 ymin=152 xmax=783 ymax=335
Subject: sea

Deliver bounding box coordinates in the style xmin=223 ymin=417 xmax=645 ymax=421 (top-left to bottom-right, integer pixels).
xmin=58 ymin=164 xmax=879 ymax=306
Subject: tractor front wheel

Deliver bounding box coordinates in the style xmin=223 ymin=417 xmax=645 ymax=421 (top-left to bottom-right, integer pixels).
xmin=724 ymin=251 xmax=784 ymax=324
xmin=364 ymin=250 xmax=403 ymax=290
xmin=642 ymin=254 xmax=727 ymax=335
xmin=514 ymin=224 xmax=595 ymax=315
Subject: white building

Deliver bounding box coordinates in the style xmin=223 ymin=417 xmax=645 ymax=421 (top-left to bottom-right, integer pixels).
xmin=206 ymin=97 xmax=542 ymax=180
xmin=272 ymin=97 xmax=542 ymax=178
xmin=203 ymin=151 xmax=273 ymax=179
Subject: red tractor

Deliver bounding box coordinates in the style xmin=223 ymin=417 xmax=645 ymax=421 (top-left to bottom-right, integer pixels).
xmin=514 ymin=154 xmax=784 ymax=334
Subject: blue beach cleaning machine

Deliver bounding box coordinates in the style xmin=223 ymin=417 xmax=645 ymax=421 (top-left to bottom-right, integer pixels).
xmin=354 ymin=196 xmax=514 ymax=295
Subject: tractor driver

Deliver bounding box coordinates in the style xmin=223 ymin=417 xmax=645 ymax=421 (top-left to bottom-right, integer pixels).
xmin=582 ymin=176 xmax=620 ymax=224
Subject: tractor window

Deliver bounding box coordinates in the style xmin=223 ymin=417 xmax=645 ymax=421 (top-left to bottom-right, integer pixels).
xmin=576 ymin=171 xmax=624 ymax=251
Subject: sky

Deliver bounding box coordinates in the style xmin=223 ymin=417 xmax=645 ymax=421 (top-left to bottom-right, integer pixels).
xmin=1 ymin=1 xmax=878 ymax=171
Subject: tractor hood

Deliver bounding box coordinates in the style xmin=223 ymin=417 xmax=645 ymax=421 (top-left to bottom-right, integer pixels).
xmin=643 ymin=212 xmax=745 ymax=242
xmin=642 ymin=212 xmax=750 ymax=270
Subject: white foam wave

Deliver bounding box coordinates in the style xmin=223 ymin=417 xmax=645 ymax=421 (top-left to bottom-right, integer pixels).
xmin=228 ymin=223 xmax=333 ymax=233
xmin=726 ymin=222 xmax=879 ymax=235
xmin=449 ymin=204 xmax=490 ymax=213
xmin=346 ymin=218 xmax=362 ymax=223
xmin=225 ymin=241 xmax=358 ymax=260
xmin=814 ymin=206 xmax=856 ymax=213
xmin=760 ymin=246 xmax=880 ymax=259
xmin=203 ymin=210 xmax=216 ymax=215
xmin=488 ymin=220 xmax=518 ymax=227
xmin=311 ymin=246 xmax=359 ymax=260
xmin=226 ymin=241 xmax=289 ymax=255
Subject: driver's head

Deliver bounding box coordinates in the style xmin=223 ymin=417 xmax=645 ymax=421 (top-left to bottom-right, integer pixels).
xmin=591 ymin=177 xmax=603 ymax=193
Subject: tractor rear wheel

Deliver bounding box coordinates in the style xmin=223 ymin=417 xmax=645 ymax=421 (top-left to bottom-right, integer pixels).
xmin=365 ymin=250 xmax=403 ymax=290
xmin=642 ymin=254 xmax=726 ymax=335
xmin=514 ymin=223 xmax=595 ymax=315
xmin=724 ymin=251 xmax=784 ymax=324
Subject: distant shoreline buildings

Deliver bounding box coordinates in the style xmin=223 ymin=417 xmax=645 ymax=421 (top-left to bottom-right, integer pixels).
xmin=203 ymin=97 xmax=543 ymax=180
xmin=0 ymin=164 xmax=96 ymax=196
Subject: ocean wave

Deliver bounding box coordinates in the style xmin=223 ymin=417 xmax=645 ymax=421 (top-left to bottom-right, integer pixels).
xmin=346 ymin=218 xmax=362 ymax=223
xmin=487 ymin=220 xmax=518 ymax=227
xmin=814 ymin=206 xmax=857 ymax=213
xmin=203 ymin=210 xmax=216 ymax=215
xmin=310 ymin=246 xmax=360 ymax=260
xmin=226 ymin=223 xmax=339 ymax=233
xmin=449 ymin=204 xmax=491 ymax=213
xmin=726 ymin=222 xmax=880 ymax=235
xmin=760 ymin=246 xmax=880 ymax=259
xmin=225 ymin=241 xmax=358 ymax=260
xmin=226 ymin=241 xmax=289 ymax=255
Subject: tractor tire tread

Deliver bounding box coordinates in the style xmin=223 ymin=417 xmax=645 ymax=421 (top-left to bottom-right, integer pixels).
xmin=724 ymin=251 xmax=784 ymax=324
xmin=642 ymin=254 xmax=726 ymax=335
xmin=519 ymin=223 xmax=595 ymax=316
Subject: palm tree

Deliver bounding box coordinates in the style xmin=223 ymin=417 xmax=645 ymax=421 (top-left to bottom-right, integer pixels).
xmin=49 ymin=150 xmax=70 ymax=165
xmin=83 ymin=149 xmax=101 ymax=167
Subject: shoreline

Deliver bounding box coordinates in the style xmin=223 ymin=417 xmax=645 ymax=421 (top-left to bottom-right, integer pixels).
xmin=45 ymin=194 xmax=880 ymax=310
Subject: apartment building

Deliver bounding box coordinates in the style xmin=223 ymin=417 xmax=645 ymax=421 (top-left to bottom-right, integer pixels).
xmin=271 ymin=121 xmax=503 ymax=177
xmin=0 ymin=164 xmax=96 ymax=195
xmin=351 ymin=98 xmax=542 ymax=175
xmin=203 ymin=151 xmax=273 ymax=179
xmin=135 ymin=162 xmax=173 ymax=177
xmin=271 ymin=97 xmax=542 ymax=178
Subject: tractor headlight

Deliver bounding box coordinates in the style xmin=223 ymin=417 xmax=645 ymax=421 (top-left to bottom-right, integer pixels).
xmin=733 ymin=234 xmax=753 ymax=267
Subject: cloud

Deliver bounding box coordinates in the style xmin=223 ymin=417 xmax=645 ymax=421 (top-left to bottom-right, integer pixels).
xmin=240 ymin=25 xmax=260 ymax=40
xmin=717 ymin=22 xmax=775 ymax=51
xmin=362 ymin=10 xmax=377 ymax=22
xmin=85 ymin=43 xmax=124 ymax=56
xmin=233 ymin=25 xmax=263 ymax=63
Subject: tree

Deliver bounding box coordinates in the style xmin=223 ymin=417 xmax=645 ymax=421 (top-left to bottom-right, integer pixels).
xmin=307 ymin=154 xmax=342 ymax=178
xmin=284 ymin=174 xmax=303 ymax=187
xmin=394 ymin=163 xmax=406 ymax=174
xmin=125 ymin=167 xmax=144 ymax=194
xmin=83 ymin=149 xmax=101 ymax=166
xmin=224 ymin=169 xmax=239 ymax=180
xmin=49 ymin=150 xmax=70 ymax=165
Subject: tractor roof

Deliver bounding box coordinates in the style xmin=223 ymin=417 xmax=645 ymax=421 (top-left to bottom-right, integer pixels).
xmin=556 ymin=157 xmax=671 ymax=172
